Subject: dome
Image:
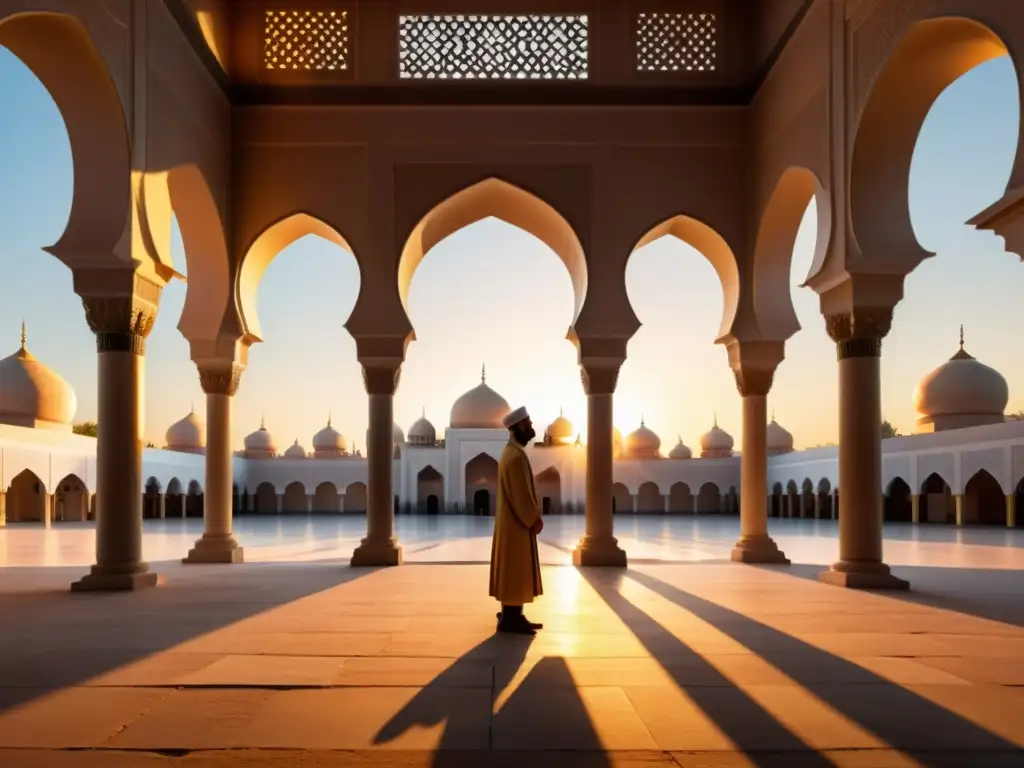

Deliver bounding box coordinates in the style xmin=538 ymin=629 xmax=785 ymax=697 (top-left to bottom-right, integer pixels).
xmin=766 ymin=414 xmax=794 ymax=455
xmin=546 ymin=408 xmax=574 ymax=444
xmin=625 ymin=418 xmax=661 ymax=458
xmin=449 ymin=365 xmax=511 ymax=429
xmin=165 ymin=407 xmax=205 ymax=452
xmin=612 ymin=427 xmax=624 ymax=457
xmin=0 ymin=323 xmax=77 ymax=430
xmin=700 ymin=416 xmax=734 ymax=458
xmin=313 ymin=415 xmax=348 ymax=455
xmin=668 ymin=436 xmax=692 ymax=460
xmin=284 ymin=439 xmax=307 ymax=459
xmin=914 ymin=328 xmax=1008 ymax=428
xmin=244 ymin=418 xmax=277 ymax=457
xmin=363 ymin=422 xmax=406 ymax=447
xmin=408 ymin=409 xmax=437 ymax=446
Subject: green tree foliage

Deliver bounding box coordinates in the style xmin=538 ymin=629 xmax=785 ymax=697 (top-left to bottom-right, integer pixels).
xmin=880 ymin=420 xmax=901 ymax=439
xmin=72 ymin=421 xmax=98 ymax=438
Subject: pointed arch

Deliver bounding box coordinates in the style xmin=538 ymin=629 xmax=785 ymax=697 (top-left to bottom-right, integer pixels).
xmin=417 ymin=465 xmax=445 ymax=514
xmin=0 ymin=12 xmax=131 ymax=264
xmin=964 ymin=469 xmax=1006 ymax=526
xmin=344 ymin=481 xmax=367 ymax=514
xmin=851 ymin=17 xmax=1019 ymax=265
xmin=255 ymin=481 xmax=277 ymax=513
xmin=920 ymin=472 xmax=954 ymax=524
xmin=398 ymin=177 xmax=588 ymax=325
xmin=697 ymin=482 xmax=722 ymax=514
xmin=636 ymin=481 xmax=663 ymax=514
xmin=237 ymin=212 xmax=358 ymax=342
xmin=628 ymin=213 xmax=740 ymax=340
xmin=884 ymin=477 xmax=913 ymax=523
xmin=668 ymin=481 xmax=693 ymax=514
xmin=535 ymin=466 xmax=561 ymax=515
xmin=54 ymin=473 xmax=88 ymax=522
xmin=7 ymin=468 xmax=47 ymax=523
xmin=465 ymin=452 xmax=499 ymax=516
xmin=283 ymin=481 xmax=307 ymax=513
xmin=751 ymin=167 xmax=831 ymax=340
xmin=611 ymin=482 xmax=632 ymax=514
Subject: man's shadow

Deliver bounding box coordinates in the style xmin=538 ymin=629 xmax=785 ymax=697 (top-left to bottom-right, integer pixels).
xmin=374 ymin=630 xmax=613 ymax=767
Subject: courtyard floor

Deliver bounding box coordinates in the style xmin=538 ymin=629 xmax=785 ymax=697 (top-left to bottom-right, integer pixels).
xmin=1 ymin=516 xmax=1023 ymax=767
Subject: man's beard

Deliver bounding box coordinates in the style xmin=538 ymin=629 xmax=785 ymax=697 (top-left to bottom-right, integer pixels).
xmin=515 ymin=427 xmax=536 ymax=445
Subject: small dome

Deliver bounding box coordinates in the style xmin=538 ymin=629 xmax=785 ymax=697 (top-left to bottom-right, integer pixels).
xmin=408 ymin=410 xmax=437 ymax=446
xmin=767 ymin=414 xmax=794 ymax=454
xmin=546 ymin=408 xmax=574 ymax=444
xmin=313 ymin=415 xmax=348 ymax=454
xmin=284 ymin=439 xmax=307 ymax=459
xmin=914 ymin=329 xmax=1008 ymax=420
xmin=244 ymin=418 xmax=277 ymax=457
xmin=393 ymin=422 xmax=405 ymax=444
xmin=449 ymin=365 xmax=511 ymax=429
xmin=0 ymin=323 xmax=77 ymax=429
xmin=668 ymin=436 xmax=692 ymax=460
xmin=625 ymin=418 xmax=661 ymax=458
xmin=166 ymin=407 xmax=205 ymax=451
xmin=700 ymin=416 xmax=734 ymax=458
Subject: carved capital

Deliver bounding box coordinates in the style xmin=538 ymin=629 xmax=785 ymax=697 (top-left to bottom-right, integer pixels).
xmin=198 ymin=364 xmax=244 ymax=396
xmin=825 ymin=307 xmax=893 ymax=360
xmin=733 ymin=367 xmax=776 ymax=397
xmin=580 ymin=363 xmax=620 ymax=396
xmin=362 ymin=364 xmax=401 ymax=396
xmin=81 ymin=293 xmax=158 ymax=356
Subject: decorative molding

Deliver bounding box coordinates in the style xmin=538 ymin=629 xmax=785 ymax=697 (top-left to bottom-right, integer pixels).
xmin=82 ymin=296 xmax=157 ymax=356
xmin=580 ymin=364 xmax=619 ymax=396
xmin=362 ymin=364 xmax=401 ymax=396
xmin=199 ymin=364 xmax=244 ymax=396
xmin=733 ymin=367 xmax=775 ymax=397
xmin=825 ymin=307 xmax=893 ymax=360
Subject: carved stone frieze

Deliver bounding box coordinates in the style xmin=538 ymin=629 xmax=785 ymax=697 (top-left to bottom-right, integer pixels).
xmin=825 ymin=307 xmax=894 ymax=360
xmin=199 ymin=364 xmax=245 ymax=396
xmin=81 ymin=294 xmax=158 ymax=356
xmin=580 ymin=363 xmax=620 ymax=396
xmin=362 ymin=364 xmax=402 ymax=395
xmin=732 ymin=367 xmax=776 ymax=397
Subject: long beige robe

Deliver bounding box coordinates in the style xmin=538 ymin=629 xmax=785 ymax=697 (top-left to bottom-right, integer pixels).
xmin=489 ymin=440 xmax=543 ymax=606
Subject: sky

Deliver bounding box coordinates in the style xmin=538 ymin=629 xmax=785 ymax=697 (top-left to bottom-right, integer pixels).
xmin=0 ymin=51 xmax=1020 ymax=451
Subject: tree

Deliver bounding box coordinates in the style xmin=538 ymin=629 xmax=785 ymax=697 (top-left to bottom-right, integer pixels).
xmin=880 ymin=420 xmax=901 ymax=439
xmin=73 ymin=421 xmax=98 ymax=438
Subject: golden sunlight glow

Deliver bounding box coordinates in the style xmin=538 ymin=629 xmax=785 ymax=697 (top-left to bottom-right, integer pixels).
xmin=194 ymin=10 xmax=227 ymax=69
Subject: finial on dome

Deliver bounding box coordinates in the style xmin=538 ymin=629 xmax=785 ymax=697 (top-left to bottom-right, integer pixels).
xmin=678 ymin=434 xmax=682 ymax=444
xmin=20 ymin=319 xmax=26 ymax=351
xmin=559 ymin=406 xmax=564 ymax=417
xmin=327 ymin=411 xmax=332 ymax=428
xmin=959 ymin=324 xmax=965 ymax=350
xmin=481 ymin=363 xmax=487 ymax=383
xmin=771 ymin=408 xmax=776 ymax=423
xmin=260 ymin=413 xmax=266 ymax=430
xmin=641 ymin=413 xmax=646 ymax=427
xmin=713 ymin=412 xmax=718 ymax=428
xmin=421 ymin=406 xmax=426 ymax=418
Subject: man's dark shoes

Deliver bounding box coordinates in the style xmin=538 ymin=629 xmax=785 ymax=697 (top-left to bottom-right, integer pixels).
xmin=496 ymin=611 xmax=543 ymax=631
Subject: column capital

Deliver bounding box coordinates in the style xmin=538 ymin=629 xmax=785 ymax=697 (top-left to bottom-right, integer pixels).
xmin=733 ymin=367 xmax=776 ymax=397
xmin=824 ymin=307 xmax=893 ymax=360
xmin=198 ymin=363 xmax=244 ymax=396
xmin=362 ymin=362 xmax=402 ymax=395
xmin=81 ymin=295 xmax=158 ymax=355
xmin=579 ymin=361 xmax=621 ymax=396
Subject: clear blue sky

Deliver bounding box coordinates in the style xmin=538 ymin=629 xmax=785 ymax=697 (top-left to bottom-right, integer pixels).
xmin=0 ymin=51 xmax=1019 ymax=450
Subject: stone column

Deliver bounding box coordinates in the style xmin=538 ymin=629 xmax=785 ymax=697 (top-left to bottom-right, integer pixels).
xmin=158 ymin=493 xmax=166 ymax=519
xmin=818 ymin=309 xmax=907 ymax=589
xmin=731 ymin=371 xmax=788 ymax=563
xmin=185 ymin=365 xmax=245 ymax=564
xmin=43 ymin=494 xmax=53 ymax=528
xmin=573 ymin=363 xmax=627 ymax=567
xmin=911 ymin=494 xmax=920 ymax=524
xmin=1007 ymin=495 xmax=1016 ymax=528
xmin=813 ymin=493 xmax=822 ymax=519
xmin=832 ymin=489 xmax=839 ymax=519
xmin=351 ymin=364 xmax=403 ymax=566
xmin=72 ymin=292 xmax=159 ymax=592
xmin=954 ymin=495 xmax=964 ymax=527
xmin=0 ymin=492 xmax=5 ymax=525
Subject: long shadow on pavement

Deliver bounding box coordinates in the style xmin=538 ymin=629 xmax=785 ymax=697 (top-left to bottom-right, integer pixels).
xmin=627 ymin=569 xmax=1024 ymax=767
xmin=0 ymin=562 xmax=373 ymax=714
xmin=578 ymin=568 xmax=832 ymax=768
xmin=375 ymin=631 xmax=614 ymax=768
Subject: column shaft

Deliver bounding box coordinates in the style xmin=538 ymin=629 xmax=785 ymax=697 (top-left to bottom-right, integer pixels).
xmin=954 ymin=495 xmax=964 ymax=526
xmin=1007 ymin=494 xmax=1016 ymax=528
xmin=731 ymin=392 xmax=787 ymax=563
xmin=911 ymin=494 xmax=920 ymax=524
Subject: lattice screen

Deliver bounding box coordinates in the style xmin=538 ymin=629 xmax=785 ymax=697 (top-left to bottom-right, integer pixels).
xmin=264 ymin=9 xmax=350 ymax=72
xmin=635 ymin=12 xmax=717 ymax=73
xmin=398 ymin=15 xmax=589 ymax=80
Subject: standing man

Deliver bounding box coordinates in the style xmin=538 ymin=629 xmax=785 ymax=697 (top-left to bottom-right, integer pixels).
xmin=490 ymin=406 xmax=545 ymax=635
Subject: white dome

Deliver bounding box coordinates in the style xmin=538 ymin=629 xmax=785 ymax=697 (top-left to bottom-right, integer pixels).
xmin=766 ymin=416 xmax=794 ymax=454
xmin=284 ymin=439 xmax=307 ymax=459
xmin=0 ymin=324 xmax=77 ymax=429
xmin=449 ymin=366 xmax=510 ymax=429
xmin=914 ymin=335 xmax=1008 ymax=419
xmin=313 ymin=416 xmax=348 ymax=453
xmin=700 ymin=418 xmax=734 ymax=456
xmin=668 ymin=437 xmax=692 ymax=460
xmin=244 ymin=419 xmax=277 ymax=456
xmin=166 ymin=407 xmax=205 ymax=451
xmin=408 ymin=410 xmax=437 ymax=445
xmin=546 ymin=409 xmax=574 ymax=444
xmin=393 ymin=422 xmax=405 ymax=444
xmin=625 ymin=419 xmax=661 ymax=457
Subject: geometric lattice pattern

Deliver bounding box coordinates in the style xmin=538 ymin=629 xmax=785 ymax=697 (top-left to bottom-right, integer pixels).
xmin=636 ymin=12 xmax=717 ymax=73
xmin=398 ymin=15 xmax=589 ymax=80
xmin=264 ymin=9 xmax=350 ymax=72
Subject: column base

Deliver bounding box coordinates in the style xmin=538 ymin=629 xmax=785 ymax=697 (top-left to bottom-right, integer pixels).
xmin=350 ymin=538 xmax=403 ymax=567
xmin=572 ymin=537 xmax=627 ymax=567
xmin=818 ymin=561 xmax=909 ymax=590
xmin=730 ymin=535 xmax=790 ymax=564
xmin=71 ymin=566 xmax=161 ymax=593
xmin=183 ymin=534 xmax=244 ymax=564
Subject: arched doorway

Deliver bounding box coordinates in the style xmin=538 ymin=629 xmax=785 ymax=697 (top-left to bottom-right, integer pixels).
xmin=697 ymin=482 xmax=721 ymax=514
xmin=636 ymin=481 xmax=662 ymax=513
xmin=770 ymin=482 xmax=784 ymax=518
xmin=919 ymin=473 xmax=953 ymax=524
xmin=800 ymin=479 xmax=814 ymax=519
xmin=280 ymin=482 xmax=305 ymax=513
xmin=313 ymin=482 xmax=340 ymax=514
xmin=964 ymin=469 xmax=1006 ymax=526
xmin=668 ymin=482 xmax=693 ymax=514
xmin=535 ymin=466 xmax=561 ymax=515
xmin=165 ymin=478 xmax=185 ymax=518
xmin=254 ymin=482 xmax=277 ymax=514
xmin=611 ymin=482 xmax=632 ymax=514
xmin=417 ymin=465 xmax=444 ymax=514
xmin=6 ymin=469 xmax=47 ymax=523
xmin=143 ymin=477 xmax=162 ymax=519
xmin=185 ymin=480 xmax=204 ymax=518
xmin=817 ymin=479 xmax=833 ymax=519
xmin=344 ymin=482 xmax=367 ymax=514
xmin=464 ymin=453 xmax=498 ymax=516
xmin=884 ymin=477 xmax=913 ymax=523
xmin=54 ymin=474 xmax=88 ymax=522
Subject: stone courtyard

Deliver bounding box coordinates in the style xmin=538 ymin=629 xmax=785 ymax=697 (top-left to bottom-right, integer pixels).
xmin=1 ymin=516 xmax=1024 ymax=767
